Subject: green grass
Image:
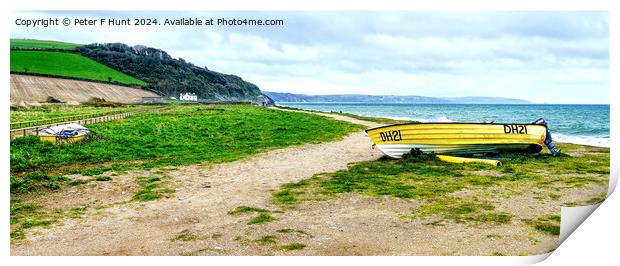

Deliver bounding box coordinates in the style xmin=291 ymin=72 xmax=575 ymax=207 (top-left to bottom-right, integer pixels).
xmin=10 ymin=171 xmax=70 ymax=193
xmin=525 ymin=214 xmax=561 ymax=235
xmin=11 ymin=39 xmax=80 ymax=50
xmin=255 ymin=235 xmax=278 ymax=245
xmin=275 ymin=243 xmax=306 ymax=250
xmin=68 ymin=207 xmax=88 ymax=218
xmin=11 ymin=105 xmax=363 ymax=178
xmin=414 ymin=197 xmax=513 ymax=225
xmin=94 ymin=176 xmax=112 ymax=181
xmin=247 ymin=213 xmax=275 ymax=225
xmin=10 ymin=198 xmax=89 ymax=242
xmin=564 ymin=192 xmax=606 ymax=207
xmin=228 ymin=206 xmax=270 ymax=215
xmin=10 ymin=50 xmax=147 ymax=86
xmin=171 ymin=232 xmax=203 ymax=242
xmin=276 ymin=228 xmax=311 ymax=236
xmin=82 ymin=169 xmax=105 ymax=176
xmin=132 ymin=176 xmax=173 ymax=202
xmin=272 ymin=143 xmax=609 ymax=227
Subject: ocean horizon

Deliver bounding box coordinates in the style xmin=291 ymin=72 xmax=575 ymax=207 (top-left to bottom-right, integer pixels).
xmin=278 ymin=102 xmax=610 ymax=148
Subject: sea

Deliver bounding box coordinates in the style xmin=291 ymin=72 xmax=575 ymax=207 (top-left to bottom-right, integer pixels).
xmin=278 ymin=103 xmax=610 ymax=148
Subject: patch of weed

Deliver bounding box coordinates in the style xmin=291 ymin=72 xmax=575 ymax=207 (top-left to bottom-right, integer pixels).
xmin=413 ymin=197 xmax=509 ymax=225
xmin=82 ymin=169 xmax=105 ymax=176
xmin=69 ymin=179 xmax=89 ymax=186
xmin=275 ymin=243 xmax=306 ymax=250
xmin=247 ymin=213 xmax=275 ymax=225
xmin=255 ymin=235 xmax=277 ymax=245
xmin=68 ymin=207 xmax=88 ymax=218
xmin=10 ymin=230 xmax=25 ymax=241
xmin=276 ymin=228 xmax=312 ymax=236
xmin=564 ymin=192 xmax=606 ymax=207
xmin=525 ymin=214 xmax=561 ymax=235
xmin=94 ymin=176 xmax=112 ymax=181
xmin=10 ymin=170 xmax=69 ymax=193
xmin=132 ymin=176 xmax=173 ymax=202
xmin=172 ymin=232 xmax=203 ymax=242
xmin=228 ymin=206 xmax=270 ymax=215
xmin=21 ymin=219 xmax=53 ymax=229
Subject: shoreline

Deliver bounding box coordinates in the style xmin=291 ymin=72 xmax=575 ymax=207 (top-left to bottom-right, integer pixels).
xmin=275 ymin=104 xmax=610 ymax=148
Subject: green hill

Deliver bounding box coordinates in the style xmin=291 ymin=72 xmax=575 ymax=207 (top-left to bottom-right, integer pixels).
xmin=10 ymin=50 xmax=147 ymax=86
xmin=10 ymin=39 xmax=80 ymax=50
xmin=77 ymin=43 xmax=272 ymax=103
xmin=10 ymin=39 xmax=273 ymax=104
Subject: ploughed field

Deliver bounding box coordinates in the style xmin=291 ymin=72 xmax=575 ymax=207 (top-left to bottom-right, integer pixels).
xmin=10 ymin=75 xmax=157 ymax=105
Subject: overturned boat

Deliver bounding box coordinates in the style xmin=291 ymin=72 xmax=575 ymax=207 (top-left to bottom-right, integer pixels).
xmin=366 ymin=119 xmax=558 ymax=158
xmin=39 ymin=123 xmax=90 ymax=144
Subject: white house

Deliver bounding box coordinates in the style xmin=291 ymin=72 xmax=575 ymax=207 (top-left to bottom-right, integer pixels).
xmin=179 ymin=92 xmax=198 ymax=101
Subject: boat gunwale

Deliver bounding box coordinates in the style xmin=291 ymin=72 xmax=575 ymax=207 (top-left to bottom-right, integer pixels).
xmin=365 ymin=122 xmax=548 ymax=133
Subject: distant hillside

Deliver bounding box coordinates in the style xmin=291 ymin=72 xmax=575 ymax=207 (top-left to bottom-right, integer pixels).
xmin=264 ymin=91 xmax=530 ymax=104
xmin=10 ymin=39 xmax=273 ymax=105
xmin=77 ymin=43 xmax=272 ymax=104
xmin=441 ymin=96 xmax=531 ymax=104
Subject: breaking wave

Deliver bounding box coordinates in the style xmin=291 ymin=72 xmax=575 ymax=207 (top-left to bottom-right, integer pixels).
xmin=554 ymin=134 xmax=610 ymax=148
xmin=384 ymin=115 xmax=454 ymax=123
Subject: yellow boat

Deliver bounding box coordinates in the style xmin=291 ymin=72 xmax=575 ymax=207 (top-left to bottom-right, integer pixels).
xmin=39 ymin=134 xmax=87 ymax=144
xmin=38 ymin=123 xmax=90 ymax=144
xmin=366 ymin=122 xmax=547 ymax=158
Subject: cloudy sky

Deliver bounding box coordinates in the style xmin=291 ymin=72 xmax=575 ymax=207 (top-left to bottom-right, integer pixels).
xmin=11 ymin=11 xmax=609 ymax=103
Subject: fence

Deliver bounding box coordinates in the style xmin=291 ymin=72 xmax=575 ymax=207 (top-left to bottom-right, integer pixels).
xmin=10 ymin=107 xmax=162 ymax=138
xmin=10 ymin=108 xmax=148 ymax=130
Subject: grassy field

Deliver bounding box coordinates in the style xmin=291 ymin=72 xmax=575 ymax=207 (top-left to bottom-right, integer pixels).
xmin=272 ymin=143 xmax=609 ymax=233
xmin=10 ymin=39 xmax=80 ymax=50
xmin=11 ymin=105 xmax=144 ymax=122
xmin=10 ymin=105 xmax=364 ymax=192
xmin=10 ymin=104 xmax=363 ymax=241
xmin=10 ymin=50 xmax=147 ymax=86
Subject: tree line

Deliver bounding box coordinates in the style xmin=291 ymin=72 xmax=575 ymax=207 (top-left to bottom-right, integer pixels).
xmin=77 ymin=43 xmax=265 ymax=102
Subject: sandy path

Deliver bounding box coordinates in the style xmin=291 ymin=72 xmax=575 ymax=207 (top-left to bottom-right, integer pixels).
xmin=11 ymin=109 xmax=385 ymax=255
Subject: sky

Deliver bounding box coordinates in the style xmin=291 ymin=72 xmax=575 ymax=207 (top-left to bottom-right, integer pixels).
xmin=11 ymin=11 xmax=609 ymax=104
